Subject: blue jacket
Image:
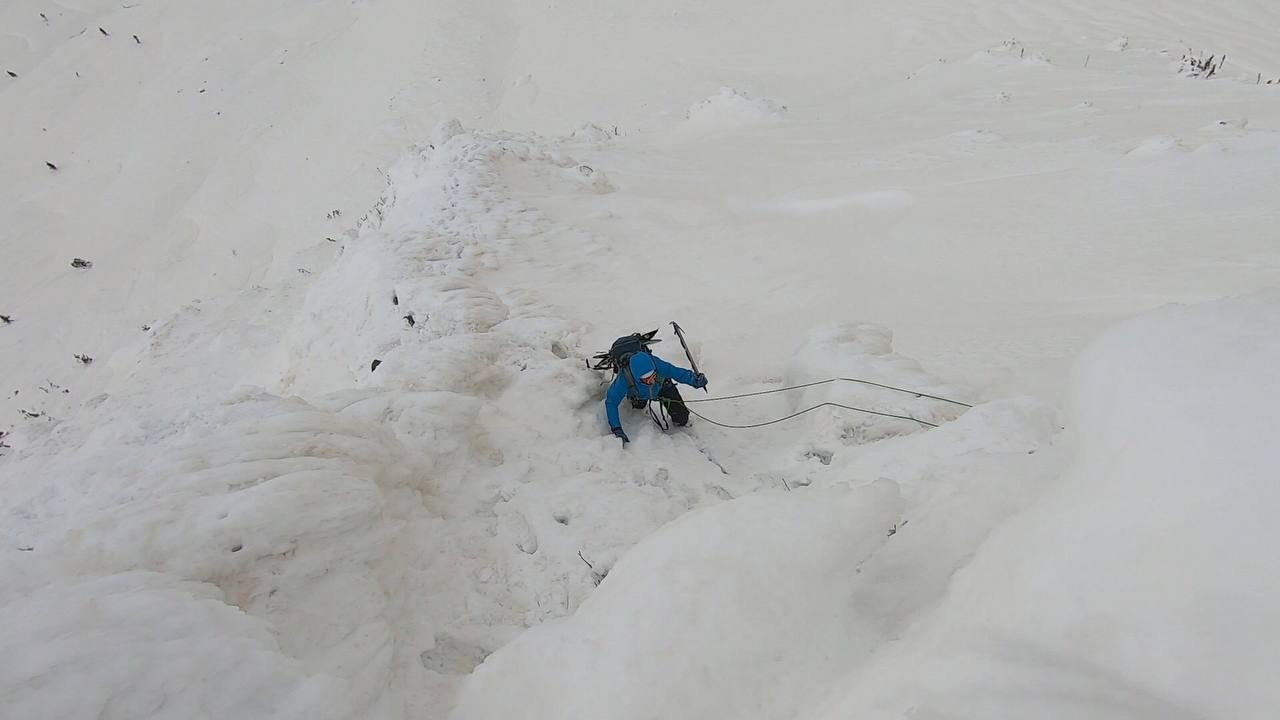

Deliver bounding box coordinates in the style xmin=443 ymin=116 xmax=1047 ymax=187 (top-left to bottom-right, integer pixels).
xmin=605 ymin=352 xmax=699 ymax=429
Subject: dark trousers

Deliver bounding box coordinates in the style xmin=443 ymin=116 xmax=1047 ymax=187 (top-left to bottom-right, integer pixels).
xmin=658 ymin=380 xmax=689 ymax=426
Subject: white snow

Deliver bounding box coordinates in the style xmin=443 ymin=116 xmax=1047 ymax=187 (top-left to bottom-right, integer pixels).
xmin=2 ymin=1 xmax=1279 ymax=719
xmin=764 ymin=189 xmax=915 ymax=216
xmin=1127 ymin=134 xmax=1186 ymax=156
xmin=801 ymin=291 xmax=1280 ymax=720
xmin=678 ymin=87 xmax=787 ymax=136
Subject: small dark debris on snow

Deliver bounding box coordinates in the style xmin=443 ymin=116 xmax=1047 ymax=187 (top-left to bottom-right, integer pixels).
xmin=74 ymin=354 xmax=93 ymax=365
xmin=230 ymin=543 xmax=243 ymax=553
xmin=404 ymin=313 xmax=416 ymax=327
xmin=296 ymin=267 xmax=311 ymax=274
xmin=6 ymin=71 xmax=17 ymax=79
xmin=98 ymin=27 xmax=109 ymax=36
xmin=391 ymin=292 xmax=399 ymax=306
xmin=40 ymin=13 xmax=49 ymax=22
xmin=70 ymin=258 xmax=93 ymax=269
xmin=370 ymin=359 xmax=382 ymax=372
xmin=141 ymin=324 xmax=151 ymax=331
xmin=19 ymin=409 xmax=43 ymax=419
xmin=46 ymin=161 xmax=59 ymax=171
xmin=17 ymin=546 xmax=34 ymax=552
xmin=133 ymin=35 xmax=141 ymax=44
xmin=326 ymin=209 xmax=342 ymax=220
xmin=0 ymin=315 xmax=12 ymax=324
xmin=325 ymin=236 xmax=336 ymax=242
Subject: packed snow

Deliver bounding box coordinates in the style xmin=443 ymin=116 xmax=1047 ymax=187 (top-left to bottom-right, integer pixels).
xmin=455 ymin=292 xmax=1280 ymax=720
xmin=2 ymin=1 xmax=1278 ymax=719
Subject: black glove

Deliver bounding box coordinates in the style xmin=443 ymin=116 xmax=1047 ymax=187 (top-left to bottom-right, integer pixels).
xmin=692 ymin=372 xmax=708 ymax=389
xmin=611 ymin=426 xmax=629 ymax=445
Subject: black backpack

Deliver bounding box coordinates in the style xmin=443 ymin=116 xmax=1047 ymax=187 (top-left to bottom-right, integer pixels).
xmin=589 ymin=330 xmax=661 ymax=398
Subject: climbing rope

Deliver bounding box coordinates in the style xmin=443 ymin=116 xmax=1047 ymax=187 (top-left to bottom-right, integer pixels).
xmin=679 ymin=378 xmax=972 ymax=408
xmin=600 ymin=322 xmax=971 ymax=432
xmin=653 ymin=377 xmax=968 ymax=430
xmin=683 ymin=402 xmax=938 ymax=429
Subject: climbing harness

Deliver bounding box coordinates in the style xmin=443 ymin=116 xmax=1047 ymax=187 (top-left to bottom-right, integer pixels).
xmin=649 ymin=395 xmax=672 ymax=431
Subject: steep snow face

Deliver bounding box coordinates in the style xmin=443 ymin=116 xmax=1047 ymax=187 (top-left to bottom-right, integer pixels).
xmin=452 ymin=292 xmax=1280 ymax=720
xmin=3 ymin=0 xmax=1280 ymax=719
xmin=800 ymin=291 xmax=1280 ymax=720
xmin=1 ymin=572 xmax=360 ymax=720
xmin=451 ymin=402 xmax=1061 ymax=720
xmin=8 ymin=0 xmax=1280 ymax=429
xmin=0 ymin=0 xmax=496 ymax=426
xmin=0 ymin=123 xmax=766 ymax=720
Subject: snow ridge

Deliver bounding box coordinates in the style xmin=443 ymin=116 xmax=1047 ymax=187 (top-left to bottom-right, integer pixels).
xmin=1 ymin=122 xmax=766 ymax=719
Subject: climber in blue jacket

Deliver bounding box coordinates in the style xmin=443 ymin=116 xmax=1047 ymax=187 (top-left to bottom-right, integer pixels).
xmin=605 ymin=352 xmax=707 ymax=445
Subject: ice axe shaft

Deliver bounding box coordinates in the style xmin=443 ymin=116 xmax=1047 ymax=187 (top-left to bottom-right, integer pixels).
xmin=670 ymin=321 xmax=707 ymax=393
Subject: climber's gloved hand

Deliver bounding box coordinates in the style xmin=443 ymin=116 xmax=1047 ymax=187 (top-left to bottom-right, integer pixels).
xmin=692 ymin=372 xmax=708 ymax=389
xmin=611 ymin=426 xmax=629 ymax=445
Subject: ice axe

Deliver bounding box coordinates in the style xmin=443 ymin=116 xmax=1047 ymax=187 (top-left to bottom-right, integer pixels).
xmin=670 ymin=321 xmax=707 ymax=393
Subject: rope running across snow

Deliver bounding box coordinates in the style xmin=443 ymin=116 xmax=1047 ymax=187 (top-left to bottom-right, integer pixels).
xmin=681 ymin=401 xmax=939 ymax=429
xmin=654 ymin=376 xmax=970 ymax=430
xmin=679 ymin=377 xmax=972 ymax=408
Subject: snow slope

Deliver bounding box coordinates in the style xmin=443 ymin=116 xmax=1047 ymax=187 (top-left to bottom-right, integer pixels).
xmin=0 ymin=0 xmax=496 ymax=425
xmin=455 ymin=291 xmax=1280 ymax=720
xmin=800 ymin=292 xmax=1280 ymax=720
xmin=3 ymin=1 xmax=1279 ymax=718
